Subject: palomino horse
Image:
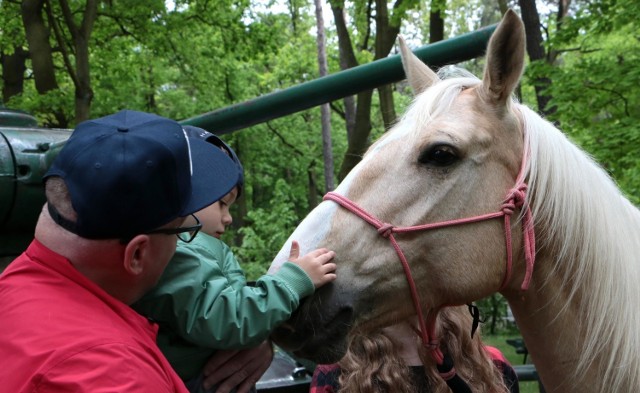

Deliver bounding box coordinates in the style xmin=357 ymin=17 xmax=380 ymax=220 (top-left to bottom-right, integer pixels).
xmin=269 ymin=10 xmax=640 ymax=393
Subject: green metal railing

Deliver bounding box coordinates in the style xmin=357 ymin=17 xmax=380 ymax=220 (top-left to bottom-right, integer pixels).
xmin=180 ymin=24 xmax=497 ymax=134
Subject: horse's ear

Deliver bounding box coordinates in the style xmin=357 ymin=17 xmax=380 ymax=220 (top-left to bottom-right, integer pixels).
xmin=398 ymin=36 xmax=440 ymax=95
xmin=480 ymin=9 xmax=526 ymax=105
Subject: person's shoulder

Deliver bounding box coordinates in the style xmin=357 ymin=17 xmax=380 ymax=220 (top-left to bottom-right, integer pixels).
xmin=175 ymin=232 xmax=232 ymax=260
xmin=483 ymin=345 xmax=509 ymax=364
xmin=483 ymin=345 xmax=519 ymax=392
xmin=182 ymin=232 xmax=232 ymax=252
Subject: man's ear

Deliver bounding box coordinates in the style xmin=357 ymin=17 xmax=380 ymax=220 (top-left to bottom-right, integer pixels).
xmin=123 ymin=235 xmax=151 ymax=275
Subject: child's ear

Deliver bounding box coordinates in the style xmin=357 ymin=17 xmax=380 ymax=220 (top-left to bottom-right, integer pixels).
xmin=123 ymin=235 xmax=151 ymax=275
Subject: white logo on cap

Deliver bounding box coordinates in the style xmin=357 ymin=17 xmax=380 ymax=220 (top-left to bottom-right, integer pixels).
xmin=182 ymin=128 xmax=194 ymax=175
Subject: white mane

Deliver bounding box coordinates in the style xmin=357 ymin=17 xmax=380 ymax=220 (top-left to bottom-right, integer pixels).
xmin=521 ymin=104 xmax=640 ymax=391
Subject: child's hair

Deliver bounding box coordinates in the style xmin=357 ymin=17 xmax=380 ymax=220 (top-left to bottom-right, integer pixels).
xmin=337 ymin=306 xmax=510 ymax=393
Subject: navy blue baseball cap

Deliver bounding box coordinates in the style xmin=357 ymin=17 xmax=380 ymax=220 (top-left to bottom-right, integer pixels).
xmin=182 ymin=125 xmax=244 ymax=196
xmin=44 ymin=110 xmax=241 ymax=239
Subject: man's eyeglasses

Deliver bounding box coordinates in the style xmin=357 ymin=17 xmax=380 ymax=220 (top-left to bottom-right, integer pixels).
xmin=144 ymin=214 xmax=202 ymax=243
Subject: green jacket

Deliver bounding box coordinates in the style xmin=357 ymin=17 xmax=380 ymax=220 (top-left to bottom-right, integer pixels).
xmin=133 ymin=232 xmax=314 ymax=381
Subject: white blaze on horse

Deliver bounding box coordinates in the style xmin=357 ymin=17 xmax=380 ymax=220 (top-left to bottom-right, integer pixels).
xmin=269 ymin=10 xmax=640 ymax=393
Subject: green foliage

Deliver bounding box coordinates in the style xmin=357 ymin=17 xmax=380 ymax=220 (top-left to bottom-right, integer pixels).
xmin=530 ymin=8 xmax=640 ymax=203
xmin=0 ymin=1 xmax=25 ymax=52
xmin=388 ymin=0 xmax=421 ymax=28
xmin=229 ymin=178 xmax=301 ymax=280
xmin=6 ymin=86 xmax=75 ymax=127
xmin=474 ymin=294 xmax=516 ymax=335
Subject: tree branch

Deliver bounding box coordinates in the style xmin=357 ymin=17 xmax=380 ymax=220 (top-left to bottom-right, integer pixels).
xmin=265 ymin=122 xmax=305 ymax=156
xmin=45 ymin=0 xmax=78 ymax=88
xmin=56 ymin=0 xmax=77 ymax=39
xmin=584 ymin=82 xmax=630 ymax=117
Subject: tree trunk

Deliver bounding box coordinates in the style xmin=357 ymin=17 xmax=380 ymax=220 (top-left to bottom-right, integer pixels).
xmin=331 ymin=0 xmax=375 ymax=181
xmin=330 ymin=2 xmax=357 ymax=141
xmin=374 ymin=0 xmax=399 ymax=130
xmin=519 ymin=0 xmax=555 ymax=115
xmin=331 ymin=0 xmax=413 ymax=179
xmin=73 ymin=33 xmax=94 ymax=123
xmin=429 ymin=0 xmax=445 ymax=43
xmin=315 ymin=0 xmax=334 ymax=193
xmin=21 ymin=0 xmax=97 ymax=123
xmin=57 ymin=0 xmax=98 ymax=123
xmin=21 ymin=0 xmax=58 ymax=94
xmin=338 ymin=90 xmax=373 ymax=180
xmin=378 ymin=84 xmax=395 ymax=131
xmin=2 ymin=47 xmax=27 ymax=102
xmin=307 ymin=165 xmax=318 ymax=209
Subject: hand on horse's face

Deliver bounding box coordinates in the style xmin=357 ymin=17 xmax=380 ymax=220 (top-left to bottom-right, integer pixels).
xmin=288 ymin=240 xmax=337 ymax=288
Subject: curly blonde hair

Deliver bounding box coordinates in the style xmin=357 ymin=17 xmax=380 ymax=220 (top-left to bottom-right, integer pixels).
xmin=337 ymin=306 xmax=510 ymax=393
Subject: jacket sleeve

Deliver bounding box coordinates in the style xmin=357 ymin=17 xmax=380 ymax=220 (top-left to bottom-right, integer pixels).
xmin=134 ymin=235 xmax=314 ymax=349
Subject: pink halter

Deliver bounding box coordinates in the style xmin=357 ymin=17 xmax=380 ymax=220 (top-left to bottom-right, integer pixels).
xmin=322 ymin=134 xmax=535 ymax=366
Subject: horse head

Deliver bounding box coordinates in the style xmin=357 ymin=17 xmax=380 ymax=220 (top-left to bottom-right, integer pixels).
xmin=268 ymin=9 xmax=528 ymax=364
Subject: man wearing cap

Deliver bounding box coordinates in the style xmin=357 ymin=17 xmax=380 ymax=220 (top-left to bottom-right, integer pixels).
xmin=0 ymin=110 xmax=239 ymax=392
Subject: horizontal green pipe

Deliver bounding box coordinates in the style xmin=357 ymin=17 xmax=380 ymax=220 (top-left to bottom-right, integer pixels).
xmin=180 ymin=24 xmax=497 ymax=134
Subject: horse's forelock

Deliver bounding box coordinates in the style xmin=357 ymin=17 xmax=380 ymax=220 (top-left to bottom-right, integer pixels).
xmin=402 ymin=75 xmax=481 ymax=138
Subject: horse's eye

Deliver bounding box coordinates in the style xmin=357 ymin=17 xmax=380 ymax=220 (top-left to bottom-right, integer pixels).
xmin=418 ymin=144 xmax=458 ymax=166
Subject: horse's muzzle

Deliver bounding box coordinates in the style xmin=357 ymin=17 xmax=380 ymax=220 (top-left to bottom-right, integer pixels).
xmin=271 ymin=304 xmax=354 ymax=364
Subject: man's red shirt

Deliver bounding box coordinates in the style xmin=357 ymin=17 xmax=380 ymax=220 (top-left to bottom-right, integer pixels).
xmin=0 ymin=239 xmax=189 ymax=392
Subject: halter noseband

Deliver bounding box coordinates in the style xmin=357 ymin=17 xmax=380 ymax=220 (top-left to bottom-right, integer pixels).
xmin=321 ymin=134 xmax=535 ymax=373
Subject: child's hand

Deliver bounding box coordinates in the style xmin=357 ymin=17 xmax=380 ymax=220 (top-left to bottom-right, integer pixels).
xmin=288 ymin=240 xmax=336 ymax=288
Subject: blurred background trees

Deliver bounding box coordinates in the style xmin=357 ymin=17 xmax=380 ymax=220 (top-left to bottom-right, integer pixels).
xmin=1 ymin=0 xmax=638 ymax=333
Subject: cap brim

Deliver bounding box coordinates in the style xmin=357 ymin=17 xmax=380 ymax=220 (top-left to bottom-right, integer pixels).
xmin=180 ymin=138 xmax=240 ymax=216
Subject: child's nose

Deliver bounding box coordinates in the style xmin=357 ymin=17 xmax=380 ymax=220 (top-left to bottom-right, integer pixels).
xmin=223 ymin=213 xmax=233 ymax=225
